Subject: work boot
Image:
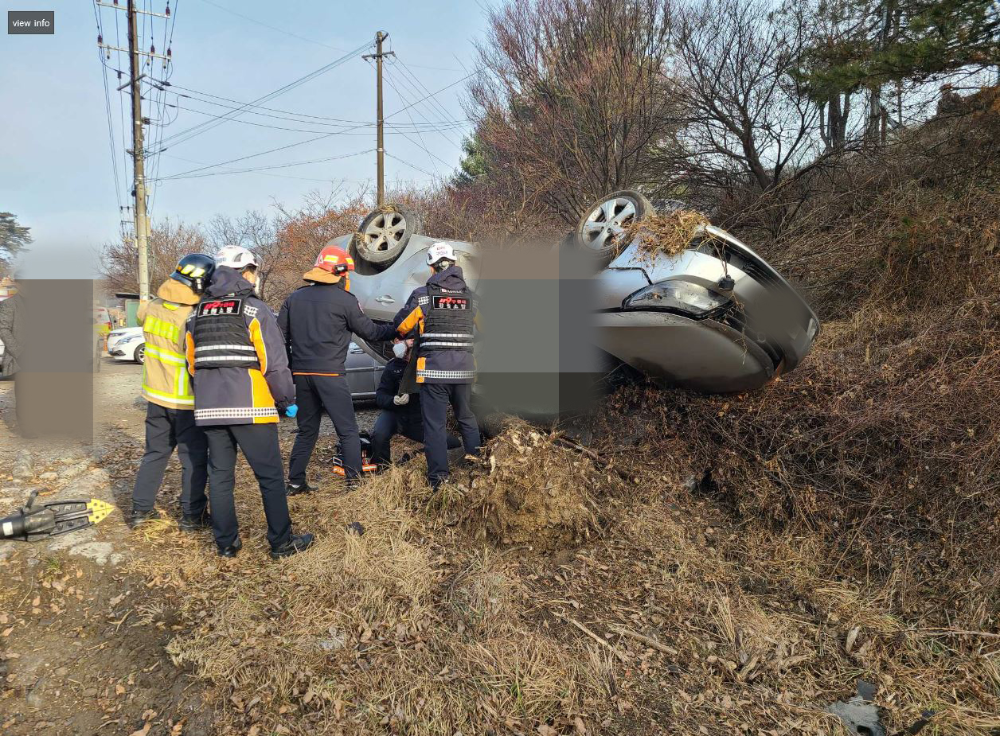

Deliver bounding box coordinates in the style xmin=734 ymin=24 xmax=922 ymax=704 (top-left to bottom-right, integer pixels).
xmin=217 ymin=538 xmax=242 ymax=558
xmin=429 ymin=475 xmax=450 ymax=492
xmin=345 ymin=476 xmax=362 ymax=492
xmin=286 ymin=481 xmax=317 ymax=496
xmin=127 ymin=509 xmax=158 ymax=529
xmin=270 ymin=532 xmax=315 ymax=560
xmin=178 ymin=509 xmax=212 ymax=532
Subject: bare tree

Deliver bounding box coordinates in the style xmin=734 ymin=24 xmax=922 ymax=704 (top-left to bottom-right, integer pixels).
xmin=470 ymin=0 xmax=681 ymax=224
xmin=206 ymin=210 xmax=283 ymax=301
xmin=101 ymin=219 xmax=207 ymax=295
xmin=667 ymin=0 xmax=821 ymax=212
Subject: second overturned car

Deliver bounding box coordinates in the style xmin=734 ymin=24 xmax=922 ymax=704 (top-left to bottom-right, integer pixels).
xmin=336 ymin=192 xmax=819 ymax=395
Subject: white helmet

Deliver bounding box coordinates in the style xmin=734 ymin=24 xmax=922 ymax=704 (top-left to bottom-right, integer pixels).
xmin=215 ymin=245 xmax=259 ymax=270
xmin=426 ymin=241 xmax=456 ymax=267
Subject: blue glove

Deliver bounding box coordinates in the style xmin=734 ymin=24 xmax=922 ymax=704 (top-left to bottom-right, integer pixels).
xmin=285 ymin=403 xmax=298 ymax=418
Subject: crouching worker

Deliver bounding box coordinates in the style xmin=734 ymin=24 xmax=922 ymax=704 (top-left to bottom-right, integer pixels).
xmin=129 ymin=254 xmax=215 ymax=531
xmin=370 ymin=338 xmax=461 ymax=468
xmin=185 ymin=246 xmax=313 ymax=559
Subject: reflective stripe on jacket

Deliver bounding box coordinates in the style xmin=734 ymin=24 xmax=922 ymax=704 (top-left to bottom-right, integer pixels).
xmin=184 ymin=267 xmax=295 ymax=426
xmin=139 ymin=280 xmax=199 ymax=410
xmin=394 ymin=266 xmax=479 ymax=385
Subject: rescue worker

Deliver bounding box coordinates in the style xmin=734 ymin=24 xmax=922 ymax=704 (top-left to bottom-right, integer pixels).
xmin=129 ymin=254 xmax=214 ymax=530
xmin=370 ymin=338 xmax=461 ymax=467
xmin=278 ymin=245 xmax=397 ymax=491
xmin=394 ymin=242 xmax=481 ymax=489
xmin=185 ymin=245 xmax=313 ymax=558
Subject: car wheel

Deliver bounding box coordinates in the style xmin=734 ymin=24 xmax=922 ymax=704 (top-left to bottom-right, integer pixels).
xmin=354 ymin=204 xmax=421 ymax=269
xmin=134 ymin=344 xmax=145 ymax=365
xmin=576 ymin=190 xmax=653 ymax=265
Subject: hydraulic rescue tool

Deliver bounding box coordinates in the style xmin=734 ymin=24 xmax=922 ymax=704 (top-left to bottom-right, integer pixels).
xmin=0 ymin=491 xmax=115 ymax=541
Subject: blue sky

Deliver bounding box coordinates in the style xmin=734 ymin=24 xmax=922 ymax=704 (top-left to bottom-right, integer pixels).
xmin=0 ymin=0 xmax=487 ymax=261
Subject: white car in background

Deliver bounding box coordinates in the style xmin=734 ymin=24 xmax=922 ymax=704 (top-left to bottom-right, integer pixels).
xmin=107 ymin=326 xmax=145 ymax=363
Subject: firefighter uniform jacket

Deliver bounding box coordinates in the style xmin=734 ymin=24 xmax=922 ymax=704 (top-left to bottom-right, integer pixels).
xmin=184 ymin=267 xmax=295 ymax=426
xmin=139 ymin=279 xmax=201 ymax=410
xmin=394 ymin=266 xmax=479 ymax=385
xmin=277 ymin=280 xmax=397 ymax=375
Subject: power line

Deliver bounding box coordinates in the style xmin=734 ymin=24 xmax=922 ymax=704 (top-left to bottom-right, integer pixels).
xmin=392 ymin=58 xmax=465 ymax=137
xmin=155 ymin=124 xmax=373 ymax=179
xmin=385 ymin=151 xmax=436 ymax=178
xmin=159 ymin=152 xmax=354 ymax=183
xmin=93 ymin=1 xmax=126 ymax=212
xmin=384 ymin=69 xmax=481 ymax=122
xmin=163 ymin=100 xmax=466 ymax=136
xmin=155 ymin=89 xmax=469 ymax=132
xmin=383 ymin=64 xmax=463 ymax=150
xmin=377 ymin=62 xmax=443 ymax=176
xmin=156 ymin=148 xmax=374 ymax=180
xmin=193 ymin=0 xmax=353 ymax=53
xmin=156 ymin=80 xmax=471 ymax=128
xmin=156 ymin=40 xmax=371 ymax=149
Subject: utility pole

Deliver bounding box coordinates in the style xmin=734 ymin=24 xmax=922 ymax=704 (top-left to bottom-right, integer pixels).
xmin=128 ymin=0 xmax=150 ymax=301
xmin=363 ymin=32 xmax=394 ymax=206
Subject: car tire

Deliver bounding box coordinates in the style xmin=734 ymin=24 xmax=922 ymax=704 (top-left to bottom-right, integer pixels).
xmin=354 ymin=204 xmax=421 ymax=269
xmin=134 ymin=344 xmax=145 ymax=365
xmin=576 ymin=190 xmax=653 ymax=266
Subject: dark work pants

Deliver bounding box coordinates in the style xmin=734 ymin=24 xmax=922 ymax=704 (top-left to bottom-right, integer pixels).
xmin=131 ymin=403 xmax=208 ymax=515
xmin=370 ymin=409 xmax=461 ymax=466
xmin=204 ymin=423 xmax=292 ymax=551
xmin=419 ymin=383 xmax=481 ymax=485
xmin=288 ymin=374 xmax=361 ymax=482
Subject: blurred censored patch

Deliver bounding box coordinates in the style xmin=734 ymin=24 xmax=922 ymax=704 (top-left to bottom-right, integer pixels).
xmin=8 ymin=280 xmax=96 ymax=440
xmin=476 ymin=242 xmax=600 ymax=417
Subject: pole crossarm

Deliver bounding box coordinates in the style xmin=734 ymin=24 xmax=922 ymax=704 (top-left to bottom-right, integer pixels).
xmin=96 ymin=2 xmax=169 ymax=18
xmin=99 ymin=43 xmax=171 ymax=61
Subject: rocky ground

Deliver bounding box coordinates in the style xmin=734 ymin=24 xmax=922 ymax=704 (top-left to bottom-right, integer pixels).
xmin=0 ymin=359 xmax=378 ymax=735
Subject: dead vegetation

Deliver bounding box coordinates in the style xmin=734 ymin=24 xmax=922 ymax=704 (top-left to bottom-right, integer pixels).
xmin=116 ymin=391 xmax=1000 ymax=735
xmin=620 ymin=208 xmax=711 ymax=259
xmin=100 ymin=100 xmax=1000 ymax=736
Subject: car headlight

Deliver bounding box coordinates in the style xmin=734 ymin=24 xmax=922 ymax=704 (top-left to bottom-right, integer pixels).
xmin=622 ymin=281 xmax=729 ymax=316
xmin=120 ymin=335 xmax=142 ymax=344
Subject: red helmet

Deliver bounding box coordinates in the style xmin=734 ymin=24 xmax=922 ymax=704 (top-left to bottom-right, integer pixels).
xmin=315 ymin=246 xmax=355 ymax=275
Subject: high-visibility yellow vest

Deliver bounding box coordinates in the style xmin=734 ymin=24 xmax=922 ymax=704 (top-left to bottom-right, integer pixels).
xmin=140 ymin=298 xmax=196 ymax=410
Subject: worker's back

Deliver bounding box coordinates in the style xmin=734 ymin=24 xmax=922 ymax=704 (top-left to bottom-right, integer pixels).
xmin=279 ymin=282 xmax=377 ymax=375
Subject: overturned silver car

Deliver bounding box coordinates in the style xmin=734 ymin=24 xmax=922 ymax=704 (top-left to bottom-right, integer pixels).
xmin=335 ymin=192 xmax=819 ymax=395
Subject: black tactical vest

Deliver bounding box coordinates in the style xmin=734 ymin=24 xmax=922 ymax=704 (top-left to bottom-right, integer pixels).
xmin=191 ymin=296 xmax=261 ymax=369
xmin=420 ymin=283 xmax=475 ymax=352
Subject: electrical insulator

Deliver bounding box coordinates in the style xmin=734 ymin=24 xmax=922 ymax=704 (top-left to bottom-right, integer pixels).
xmin=166 ymin=47 xmax=172 ymax=58
xmin=98 ymin=34 xmax=103 ymax=45
xmin=150 ymin=44 xmax=156 ymax=54
xmin=165 ymin=3 xmax=170 ymax=15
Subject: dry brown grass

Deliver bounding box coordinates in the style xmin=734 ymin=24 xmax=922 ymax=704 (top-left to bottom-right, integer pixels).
xmin=118 ymin=402 xmax=1000 ymax=734
xmin=619 ymin=208 xmax=712 ymax=259
xmin=112 ymin=105 xmax=1000 ymax=736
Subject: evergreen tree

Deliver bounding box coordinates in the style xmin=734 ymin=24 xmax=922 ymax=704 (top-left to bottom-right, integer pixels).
xmin=802 ymin=0 xmax=999 ymax=93
xmin=0 ymin=212 xmax=31 ymax=270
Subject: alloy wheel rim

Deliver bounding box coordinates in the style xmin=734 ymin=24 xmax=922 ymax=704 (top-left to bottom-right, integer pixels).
xmin=581 ymin=197 xmax=638 ymax=250
xmin=362 ymin=212 xmax=408 ymax=253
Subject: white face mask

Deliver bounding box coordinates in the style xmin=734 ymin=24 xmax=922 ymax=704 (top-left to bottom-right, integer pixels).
xmin=392 ymin=342 xmax=407 ymax=360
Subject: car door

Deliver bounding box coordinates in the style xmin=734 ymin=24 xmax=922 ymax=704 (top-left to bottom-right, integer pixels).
xmin=345 ymin=342 xmax=375 ymax=399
